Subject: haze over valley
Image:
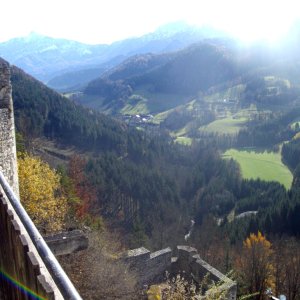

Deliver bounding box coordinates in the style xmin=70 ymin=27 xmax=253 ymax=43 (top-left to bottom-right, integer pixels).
xmin=2 ymin=1 xmax=300 ymax=298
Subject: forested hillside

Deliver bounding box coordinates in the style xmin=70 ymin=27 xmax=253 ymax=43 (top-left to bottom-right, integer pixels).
xmin=10 ymin=63 xmax=240 ymax=247
xmin=11 ymin=62 xmax=300 ymax=250
xmin=82 ymin=41 xmax=241 ymax=111
xmin=79 ymin=37 xmax=300 ymax=119
xmin=11 ymin=66 xmax=128 ymax=152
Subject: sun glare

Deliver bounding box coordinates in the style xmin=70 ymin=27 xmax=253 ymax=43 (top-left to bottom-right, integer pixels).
xmin=0 ymin=0 xmax=300 ymax=44
xmin=187 ymin=0 xmax=300 ymax=43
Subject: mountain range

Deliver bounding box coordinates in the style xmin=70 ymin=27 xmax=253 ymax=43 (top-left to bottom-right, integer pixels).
xmin=3 ymin=20 xmax=300 ymax=139
xmin=0 ymin=21 xmax=226 ymax=90
xmin=77 ymin=36 xmax=300 ymax=115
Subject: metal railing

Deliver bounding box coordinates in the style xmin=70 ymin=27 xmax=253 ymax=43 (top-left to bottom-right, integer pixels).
xmin=0 ymin=171 xmax=82 ymax=300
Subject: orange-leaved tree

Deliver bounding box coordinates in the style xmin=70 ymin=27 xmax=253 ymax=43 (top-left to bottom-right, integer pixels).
xmin=18 ymin=153 xmax=67 ymax=233
xmin=68 ymin=155 xmax=97 ymax=219
xmin=236 ymin=231 xmax=274 ymax=299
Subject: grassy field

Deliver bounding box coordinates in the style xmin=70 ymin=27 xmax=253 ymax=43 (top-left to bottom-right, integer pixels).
xmin=120 ymin=97 xmax=149 ymax=115
xmin=152 ymin=99 xmax=197 ymax=124
xmin=223 ymin=148 xmax=293 ymax=189
xmin=174 ymin=136 xmax=193 ymax=146
xmin=134 ymin=87 xmax=190 ymax=113
xmin=293 ymin=132 xmax=300 ymax=140
xmin=199 ymin=116 xmax=248 ymax=134
xmin=204 ymin=84 xmax=245 ymax=102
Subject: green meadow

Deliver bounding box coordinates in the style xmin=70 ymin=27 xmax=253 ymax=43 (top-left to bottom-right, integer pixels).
xmin=174 ymin=136 xmax=193 ymax=146
xmin=199 ymin=116 xmax=248 ymax=134
xmin=223 ymin=148 xmax=293 ymax=189
xmin=204 ymin=84 xmax=245 ymax=102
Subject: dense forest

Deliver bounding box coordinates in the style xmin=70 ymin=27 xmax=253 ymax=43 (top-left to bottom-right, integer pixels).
xmin=11 ymin=66 xmax=131 ymax=152
xmin=11 ymin=64 xmax=300 ymax=248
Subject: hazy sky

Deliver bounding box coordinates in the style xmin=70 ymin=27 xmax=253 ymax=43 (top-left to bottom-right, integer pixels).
xmin=1 ymin=0 xmax=300 ymax=44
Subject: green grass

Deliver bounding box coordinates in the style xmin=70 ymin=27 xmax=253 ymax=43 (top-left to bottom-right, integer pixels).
xmin=152 ymin=99 xmax=197 ymax=124
xmin=264 ymin=76 xmax=291 ymax=88
xmin=134 ymin=86 xmax=190 ymax=113
xmin=204 ymin=84 xmax=245 ymax=102
xmin=199 ymin=116 xmax=248 ymax=135
xmin=175 ymin=136 xmax=193 ymax=146
xmin=120 ymin=97 xmax=149 ymax=115
xmin=152 ymin=106 xmax=180 ymax=124
xmin=119 ymin=88 xmax=191 ymax=116
xmin=293 ymin=132 xmax=300 ymax=140
xmin=223 ymin=148 xmax=293 ymax=189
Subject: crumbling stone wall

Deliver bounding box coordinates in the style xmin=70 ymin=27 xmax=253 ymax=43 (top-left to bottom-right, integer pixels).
xmin=124 ymin=247 xmax=173 ymax=285
xmin=45 ymin=230 xmax=88 ymax=256
xmin=123 ymin=245 xmax=237 ymax=300
xmin=0 ymin=58 xmax=19 ymax=197
xmin=172 ymin=246 xmax=237 ymax=300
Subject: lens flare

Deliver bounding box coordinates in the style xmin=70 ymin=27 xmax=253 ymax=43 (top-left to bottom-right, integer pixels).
xmin=0 ymin=269 xmax=46 ymax=300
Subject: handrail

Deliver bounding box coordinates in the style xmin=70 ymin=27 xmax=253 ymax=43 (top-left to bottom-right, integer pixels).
xmin=0 ymin=171 xmax=82 ymax=300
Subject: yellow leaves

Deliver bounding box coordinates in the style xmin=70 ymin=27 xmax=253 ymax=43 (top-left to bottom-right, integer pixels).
xmin=147 ymin=285 xmax=162 ymax=300
xmin=238 ymin=231 xmax=275 ymax=296
xmin=18 ymin=153 xmax=67 ymax=233
xmin=243 ymin=231 xmax=271 ymax=250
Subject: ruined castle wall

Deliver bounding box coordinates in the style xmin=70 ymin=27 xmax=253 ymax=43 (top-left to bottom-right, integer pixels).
xmin=172 ymin=246 xmax=237 ymax=300
xmin=0 ymin=58 xmax=19 ymax=197
xmin=124 ymin=245 xmax=237 ymax=300
xmin=44 ymin=230 xmax=88 ymax=256
xmin=124 ymin=247 xmax=173 ymax=285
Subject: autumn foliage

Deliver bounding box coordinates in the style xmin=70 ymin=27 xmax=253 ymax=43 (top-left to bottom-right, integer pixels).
xmin=18 ymin=154 xmax=67 ymax=233
xmin=68 ymin=155 xmax=97 ymax=219
xmin=236 ymin=231 xmax=274 ymax=299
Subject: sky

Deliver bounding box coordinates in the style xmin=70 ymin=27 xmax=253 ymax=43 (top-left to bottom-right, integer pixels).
xmin=1 ymin=0 xmax=300 ymax=44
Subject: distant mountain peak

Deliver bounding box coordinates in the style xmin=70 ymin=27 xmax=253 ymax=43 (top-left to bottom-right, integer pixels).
xmin=27 ymin=31 xmax=43 ymax=38
xmin=21 ymin=31 xmax=50 ymax=43
xmin=155 ymin=20 xmax=192 ymax=34
xmin=0 ymin=22 xmax=230 ymax=86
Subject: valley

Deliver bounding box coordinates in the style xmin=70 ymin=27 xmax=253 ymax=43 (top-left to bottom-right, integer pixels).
xmin=2 ymin=20 xmax=300 ymax=299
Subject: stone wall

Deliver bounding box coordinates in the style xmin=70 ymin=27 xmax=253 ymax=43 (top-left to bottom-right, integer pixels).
xmin=45 ymin=230 xmax=89 ymax=256
xmin=123 ymin=245 xmax=237 ymax=300
xmin=124 ymin=247 xmax=173 ymax=285
xmin=172 ymin=246 xmax=237 ymax=300
xmin=0 ymin=58 xmax=19 ymax=197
